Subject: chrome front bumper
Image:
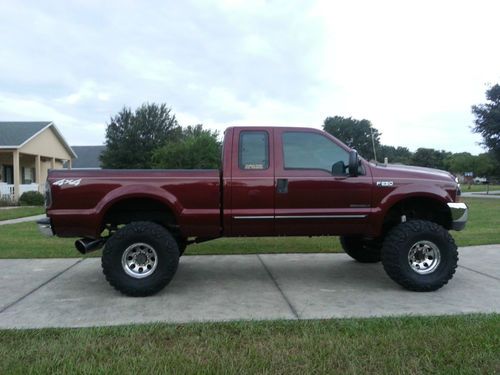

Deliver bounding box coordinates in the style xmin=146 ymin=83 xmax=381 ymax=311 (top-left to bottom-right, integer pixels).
xmin=447 ymin=202 xmax=468 ymax=231
xmin=37 ymin=217 xmax=54 ymax=236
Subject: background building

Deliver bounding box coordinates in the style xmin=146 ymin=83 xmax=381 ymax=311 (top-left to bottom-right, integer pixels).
xmin=0 ymin=122 xmax=76 ymax=201
xmin=70 ymin=145 xmax=105 ymax=169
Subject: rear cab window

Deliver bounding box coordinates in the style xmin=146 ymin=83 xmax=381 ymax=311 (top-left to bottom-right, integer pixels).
xmin=239 ymin=131 xmax=269 ymax=170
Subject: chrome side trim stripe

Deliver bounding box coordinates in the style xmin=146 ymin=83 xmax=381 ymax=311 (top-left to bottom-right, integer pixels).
xmin=233 ymin=216 xmax=274 ymax=220
xmin=233 ymin=215 xmax=367 ymax=220
xmin=275 ymin=215 xmax=367 ymax=219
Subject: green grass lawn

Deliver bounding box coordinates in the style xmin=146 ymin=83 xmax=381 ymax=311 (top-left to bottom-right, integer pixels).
xmin=0 ymin=206 xmax=44 ymax=221
xmin=0 ymin=197 xmax=497 ymax=259
xmin=0 ymin=314 xmax=498 ymax=374
xmin=452 ymin=198 xmax=500 ymax=246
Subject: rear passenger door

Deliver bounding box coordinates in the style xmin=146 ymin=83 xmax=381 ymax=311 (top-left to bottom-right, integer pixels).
xmin=229 ymin=128 xmax=275 ymax=236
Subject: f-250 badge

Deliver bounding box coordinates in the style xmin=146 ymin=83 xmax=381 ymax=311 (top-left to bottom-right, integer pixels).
xmin=53 ymin=178 xmax=82 ymax=187
xmin=376 ymin=180 xmax=394 ymax=187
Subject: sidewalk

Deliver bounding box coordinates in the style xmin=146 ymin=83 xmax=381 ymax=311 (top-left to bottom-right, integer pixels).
xmin=461 ymin=190 xmax=500 ymax=199
xmin=0 ymin=245 xmax=498 ymax=329
xmin=0 ymin=214 xmax=46 ymax=226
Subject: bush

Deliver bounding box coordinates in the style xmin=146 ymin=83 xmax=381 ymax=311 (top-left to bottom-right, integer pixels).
xmin=0 ymin=197 xmax=17 ymax=207
xmin=19 ymin=191 xmax=44 ymax=206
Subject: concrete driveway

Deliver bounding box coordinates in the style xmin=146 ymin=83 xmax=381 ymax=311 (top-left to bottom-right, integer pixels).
xmin=0 ymin=245 xmax=499 ymax=329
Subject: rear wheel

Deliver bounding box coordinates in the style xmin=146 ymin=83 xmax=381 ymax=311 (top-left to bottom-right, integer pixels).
xmin=340 ymin=236 xmax=382 ymax=263
xmin=102 ymin=221 xmax=180 ymax=297
xmin=381 ymin=220 xmax=458 ymax=291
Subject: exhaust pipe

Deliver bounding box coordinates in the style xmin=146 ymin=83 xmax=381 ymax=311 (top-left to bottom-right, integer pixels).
xmin=75 ymin=238 xmax=106 ymax=254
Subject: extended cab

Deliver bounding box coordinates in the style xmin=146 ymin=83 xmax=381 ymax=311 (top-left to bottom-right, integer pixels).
xmin=39 ymin=127 xmax=468 ymax=296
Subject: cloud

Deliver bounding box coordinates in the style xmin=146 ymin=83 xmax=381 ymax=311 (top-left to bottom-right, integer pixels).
xmin=0 ymin=91 xmax=106 ymax=145
xmin=0 ymin=0 xmax=498 ymax=153
xmin=57 ymin=81 xmax=111 ymax=105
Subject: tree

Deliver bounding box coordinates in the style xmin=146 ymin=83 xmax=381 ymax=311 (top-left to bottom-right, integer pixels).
xmin=411 ymin=148 xmax=451 ymax=170
xmin=446 ymin=152 xmax=500 ymax=177
xmin=378 ymin=145 xmax=412 ymax=164
xmin=100 ymin=103 xmax=181 ymax=168
xmin=475 ymin=152 xmax=500 ymax=178
xmin=152 ymin=125 xmax=221 ymax=169
xmin=447 ymin=152 xmax=476 ymax=174
xmin=472 ymin=84 xmax=500 ymax=162
xmin=323 ymin=116 xmax=381 ymax=160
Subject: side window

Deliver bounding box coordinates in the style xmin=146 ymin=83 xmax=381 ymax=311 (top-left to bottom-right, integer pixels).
xmin=239 ymin=131 xmax=269 ymax=170
xmin=283 ymin=132 xmax=349 ymax=174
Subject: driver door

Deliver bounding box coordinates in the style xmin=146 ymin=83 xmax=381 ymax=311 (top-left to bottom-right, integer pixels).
xmin=274 ymin=128 xmax=372 ymax=236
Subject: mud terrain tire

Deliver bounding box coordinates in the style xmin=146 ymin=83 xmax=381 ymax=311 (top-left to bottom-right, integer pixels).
xmin=102 ymin=221 xmax=179 ymax=297
xmin=381 ymin=220 xmax=458 ymax=291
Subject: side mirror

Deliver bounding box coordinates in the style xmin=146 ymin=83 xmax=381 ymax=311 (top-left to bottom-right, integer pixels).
xmin=331 ymin=161 xmax=346 ymax=176
xmin=348 ymin=150 xmax=359 ymax=177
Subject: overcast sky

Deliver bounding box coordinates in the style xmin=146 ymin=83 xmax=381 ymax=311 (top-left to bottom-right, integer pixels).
xmin=1 ymin=0 xmax=499 ymax=154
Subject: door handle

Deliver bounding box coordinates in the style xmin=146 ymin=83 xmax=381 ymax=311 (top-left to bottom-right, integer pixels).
xmin=276 ymin=178 xmax=288 ymax=194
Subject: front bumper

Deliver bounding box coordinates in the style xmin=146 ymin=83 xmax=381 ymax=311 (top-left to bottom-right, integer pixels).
xmin=37 ymin=217 xmax=54 ymax=236
xmin=447 ymin=202 xmax=468 ymax=231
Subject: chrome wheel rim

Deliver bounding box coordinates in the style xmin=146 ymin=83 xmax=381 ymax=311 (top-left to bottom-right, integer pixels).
xmin=121 ymin=243 xmax=158 ymax=279
xmin=408 ymin=240 xmax=441 ymax=275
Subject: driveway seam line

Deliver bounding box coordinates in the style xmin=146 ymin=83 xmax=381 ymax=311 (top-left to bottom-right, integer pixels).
xmin=0 ymin=258 xmax=84 ymax=314
xmin=256 ymin=254 xmax=300 ymax=320
xmin=458 ymin=265 xmax=500 ymax=281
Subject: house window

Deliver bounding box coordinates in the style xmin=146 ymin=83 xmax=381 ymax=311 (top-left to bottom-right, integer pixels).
xmin=3 ymin=166 xmax=13 ymax=184
xmin=21 ymin=167 xmax=35 ymax=184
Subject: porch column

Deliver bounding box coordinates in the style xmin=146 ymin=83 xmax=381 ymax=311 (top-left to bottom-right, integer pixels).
xmin=35 ymin=154 xmax=42 ymax=193
xmin=13 ymin=150 xmax=20 ymax=201
xmin=51 ymin=157 xmax=56 ymax=169
xmin=68 ymin=159 xmax=72 ymax=169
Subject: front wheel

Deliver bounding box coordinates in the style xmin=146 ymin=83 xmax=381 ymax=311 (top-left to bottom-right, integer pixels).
xmin=102 ymin=221 xmax=180 ymax=297
xmin=381 ymin=220 xmax=458 ymax=292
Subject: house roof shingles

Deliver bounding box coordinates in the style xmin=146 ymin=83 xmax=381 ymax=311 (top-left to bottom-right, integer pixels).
xmin=71 ymin=145 xmax=105 ymax=168
xmin=0 ymin=122 xmax=51 ymax=147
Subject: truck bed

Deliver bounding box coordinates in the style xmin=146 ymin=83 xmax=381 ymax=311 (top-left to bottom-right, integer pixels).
xmin=47 ymin=169 xmax=221 ymax=238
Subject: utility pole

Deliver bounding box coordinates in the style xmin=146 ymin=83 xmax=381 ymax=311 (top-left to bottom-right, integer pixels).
xmin=370 ymin=127 xmax=377 ymax=162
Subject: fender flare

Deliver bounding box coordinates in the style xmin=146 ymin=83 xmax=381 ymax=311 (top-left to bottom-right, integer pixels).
xmin=371 ymin=184 xmax=453 ymax=235
xmin=95 ymin=185 xmax=183 ymax=228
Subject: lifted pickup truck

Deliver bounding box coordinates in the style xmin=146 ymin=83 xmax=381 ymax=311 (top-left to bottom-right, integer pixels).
xmin=39 ymin=126 xmax=468 ymax=296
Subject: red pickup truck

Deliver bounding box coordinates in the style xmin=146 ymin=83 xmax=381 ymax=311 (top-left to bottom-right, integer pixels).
xmin=38 ymin=126 xmax=468 ymax=296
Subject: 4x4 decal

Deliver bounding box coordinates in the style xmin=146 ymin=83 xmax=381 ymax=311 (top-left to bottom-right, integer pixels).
xmin=53 ymin=178 xmax=82 ymax=187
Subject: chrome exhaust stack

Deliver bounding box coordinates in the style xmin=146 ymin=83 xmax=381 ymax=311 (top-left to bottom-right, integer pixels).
xmin=75 ymin=238 xmax=106 ymax=254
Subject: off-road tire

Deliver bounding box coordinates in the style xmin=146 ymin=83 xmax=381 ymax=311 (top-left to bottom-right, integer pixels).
xmin=340 ymin=236 xmax=382 ymax=263
xmin=381 ymin=220 xmax=458 ymax=292
xmin=102 ymin=221 xmax=180 ymax=297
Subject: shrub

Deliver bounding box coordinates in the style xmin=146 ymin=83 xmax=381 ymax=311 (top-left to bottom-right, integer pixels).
xmin=19 ymin=191 xmax=44 ymax=206
xmin=0 ymin=197 xmax=17 ymax=207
